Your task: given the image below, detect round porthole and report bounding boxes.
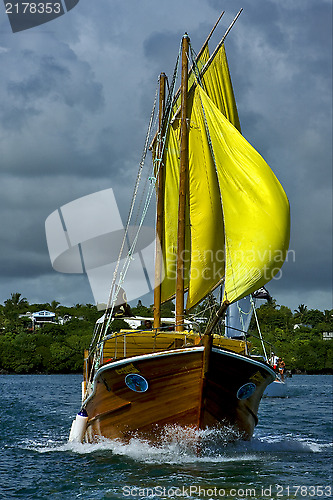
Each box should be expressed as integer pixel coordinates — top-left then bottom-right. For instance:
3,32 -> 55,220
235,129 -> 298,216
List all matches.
236,382 -> 256,400
125,373 -> 149,393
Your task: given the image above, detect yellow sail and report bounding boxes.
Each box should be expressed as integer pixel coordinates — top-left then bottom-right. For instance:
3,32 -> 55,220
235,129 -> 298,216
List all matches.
160,121 -> 185,302
186,90 -> 225,308
173,44 -> 240,129
161,43 -> 240,304
160,41 -> 290,308
185,44 -> 243,308
160,46 -> 211,303
201,44 -> 241,132
189,86 -> 290,305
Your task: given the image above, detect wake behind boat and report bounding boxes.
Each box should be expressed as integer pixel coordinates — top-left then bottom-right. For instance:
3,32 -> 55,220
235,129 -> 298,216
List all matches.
68,10 -> 290,444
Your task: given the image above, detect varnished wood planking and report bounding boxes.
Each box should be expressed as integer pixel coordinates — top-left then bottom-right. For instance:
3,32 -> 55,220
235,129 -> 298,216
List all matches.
85,349 -> 203,441
200,349 -> 274,436
84,343 -> 274,442
101,331 -> 247,362
102,332 -> 200,361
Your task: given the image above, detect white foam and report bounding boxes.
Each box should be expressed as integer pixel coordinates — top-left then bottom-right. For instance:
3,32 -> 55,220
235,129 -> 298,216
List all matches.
20,426 -> 333,463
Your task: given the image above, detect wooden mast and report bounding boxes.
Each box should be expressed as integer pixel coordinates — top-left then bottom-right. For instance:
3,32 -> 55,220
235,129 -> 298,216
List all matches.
153,73 -> 166,330
175,34 -> 190,332
195,10 -> 224,61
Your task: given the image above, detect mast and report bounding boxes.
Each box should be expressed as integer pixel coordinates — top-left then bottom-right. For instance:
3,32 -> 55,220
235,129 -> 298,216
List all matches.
153,73 -> 166,330
175,34 -> 190,331
196,10 -> 225,60
199,9 -> 243,80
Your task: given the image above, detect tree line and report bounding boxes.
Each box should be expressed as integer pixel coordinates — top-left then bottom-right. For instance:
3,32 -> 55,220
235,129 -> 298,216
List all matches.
248,302 -> 333,373
0,293 -> 332,374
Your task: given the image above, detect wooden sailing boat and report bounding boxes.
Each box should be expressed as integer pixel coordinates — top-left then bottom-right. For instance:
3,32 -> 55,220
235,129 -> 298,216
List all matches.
69,11 -> 290,444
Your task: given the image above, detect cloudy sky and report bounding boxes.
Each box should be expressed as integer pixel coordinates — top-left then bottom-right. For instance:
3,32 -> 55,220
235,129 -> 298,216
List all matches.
0,0 -> 331,312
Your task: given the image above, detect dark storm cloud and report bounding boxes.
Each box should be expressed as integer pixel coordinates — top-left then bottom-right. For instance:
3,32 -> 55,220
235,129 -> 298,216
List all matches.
0,0 -> 331,310
8,54 -> 71,102
0,37 -> 105,178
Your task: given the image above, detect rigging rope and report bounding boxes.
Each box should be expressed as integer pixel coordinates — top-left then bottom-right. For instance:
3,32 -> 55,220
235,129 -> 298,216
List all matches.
93,41 -> 183,353
87,87 -> 159,356
251,295 -> 268,362
101,88 -> 158,337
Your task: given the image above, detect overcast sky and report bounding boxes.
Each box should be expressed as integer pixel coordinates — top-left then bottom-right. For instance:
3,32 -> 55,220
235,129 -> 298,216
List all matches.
0,0 -> 332,312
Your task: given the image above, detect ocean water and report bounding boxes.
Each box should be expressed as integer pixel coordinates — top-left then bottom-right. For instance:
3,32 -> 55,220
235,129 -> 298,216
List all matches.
0,374 -> 332,500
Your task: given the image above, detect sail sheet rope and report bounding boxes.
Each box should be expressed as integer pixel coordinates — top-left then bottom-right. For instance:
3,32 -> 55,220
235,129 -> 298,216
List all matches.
87,89 -> 158,354
100,95 -> 158,341
96,42 -> 183,346
250,295 -> 268,362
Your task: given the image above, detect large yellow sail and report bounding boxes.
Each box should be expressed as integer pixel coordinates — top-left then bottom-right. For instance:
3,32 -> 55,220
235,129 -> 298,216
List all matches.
201,44 -> 241,132
160,46 -> 211,303
185,44 -> 242,308
160,41 -> 290,308
190,86 -> 290,305
161,43 -> 241,305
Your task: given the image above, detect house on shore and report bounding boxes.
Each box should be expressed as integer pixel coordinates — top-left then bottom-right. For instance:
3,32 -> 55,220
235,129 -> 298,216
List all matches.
32,310 -> 56,328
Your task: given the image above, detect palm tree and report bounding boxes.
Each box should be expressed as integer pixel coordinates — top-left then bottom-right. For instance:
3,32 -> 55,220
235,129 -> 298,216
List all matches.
295,304 -> 307,314
4,293 -> 29,311
50,300 -> 60,312
3,293 -> 29,331
323,309 -> 333,324
294,304 -> 308,322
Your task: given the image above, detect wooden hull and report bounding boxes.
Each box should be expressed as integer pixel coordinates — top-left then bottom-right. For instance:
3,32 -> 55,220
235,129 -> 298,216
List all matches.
83,346 -> 274,443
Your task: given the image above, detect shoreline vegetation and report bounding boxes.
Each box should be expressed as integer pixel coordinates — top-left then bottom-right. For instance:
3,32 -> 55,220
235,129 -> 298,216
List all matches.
0,293 -> 332,375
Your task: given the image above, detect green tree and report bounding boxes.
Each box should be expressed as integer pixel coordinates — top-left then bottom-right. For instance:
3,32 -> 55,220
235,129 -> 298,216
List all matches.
4,292 -> 29,310
294,304 -> 308,322
109,319 -> 131,332
50,300 -> 60,311
303,309 -> 325,327
2,293 -> 29,333
160,299 -> 175,318
131,300 -> 152,317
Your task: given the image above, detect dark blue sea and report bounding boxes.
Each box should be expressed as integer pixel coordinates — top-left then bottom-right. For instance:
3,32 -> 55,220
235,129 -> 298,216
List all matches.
0,374 -> 332,500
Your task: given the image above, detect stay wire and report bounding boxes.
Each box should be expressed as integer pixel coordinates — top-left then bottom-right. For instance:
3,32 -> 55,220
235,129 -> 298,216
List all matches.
100,41 -> 182,343
96,85 -> 159,346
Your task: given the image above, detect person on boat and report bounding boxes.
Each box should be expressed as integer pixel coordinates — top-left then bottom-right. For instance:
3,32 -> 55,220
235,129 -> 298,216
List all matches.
270,353 -> 279,371
144,320 -> 152,330
278,357 -> 286,381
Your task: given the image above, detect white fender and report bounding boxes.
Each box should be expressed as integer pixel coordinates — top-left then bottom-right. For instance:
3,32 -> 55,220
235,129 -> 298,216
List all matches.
68,409 -> 88,443
82,381 -> 86,402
